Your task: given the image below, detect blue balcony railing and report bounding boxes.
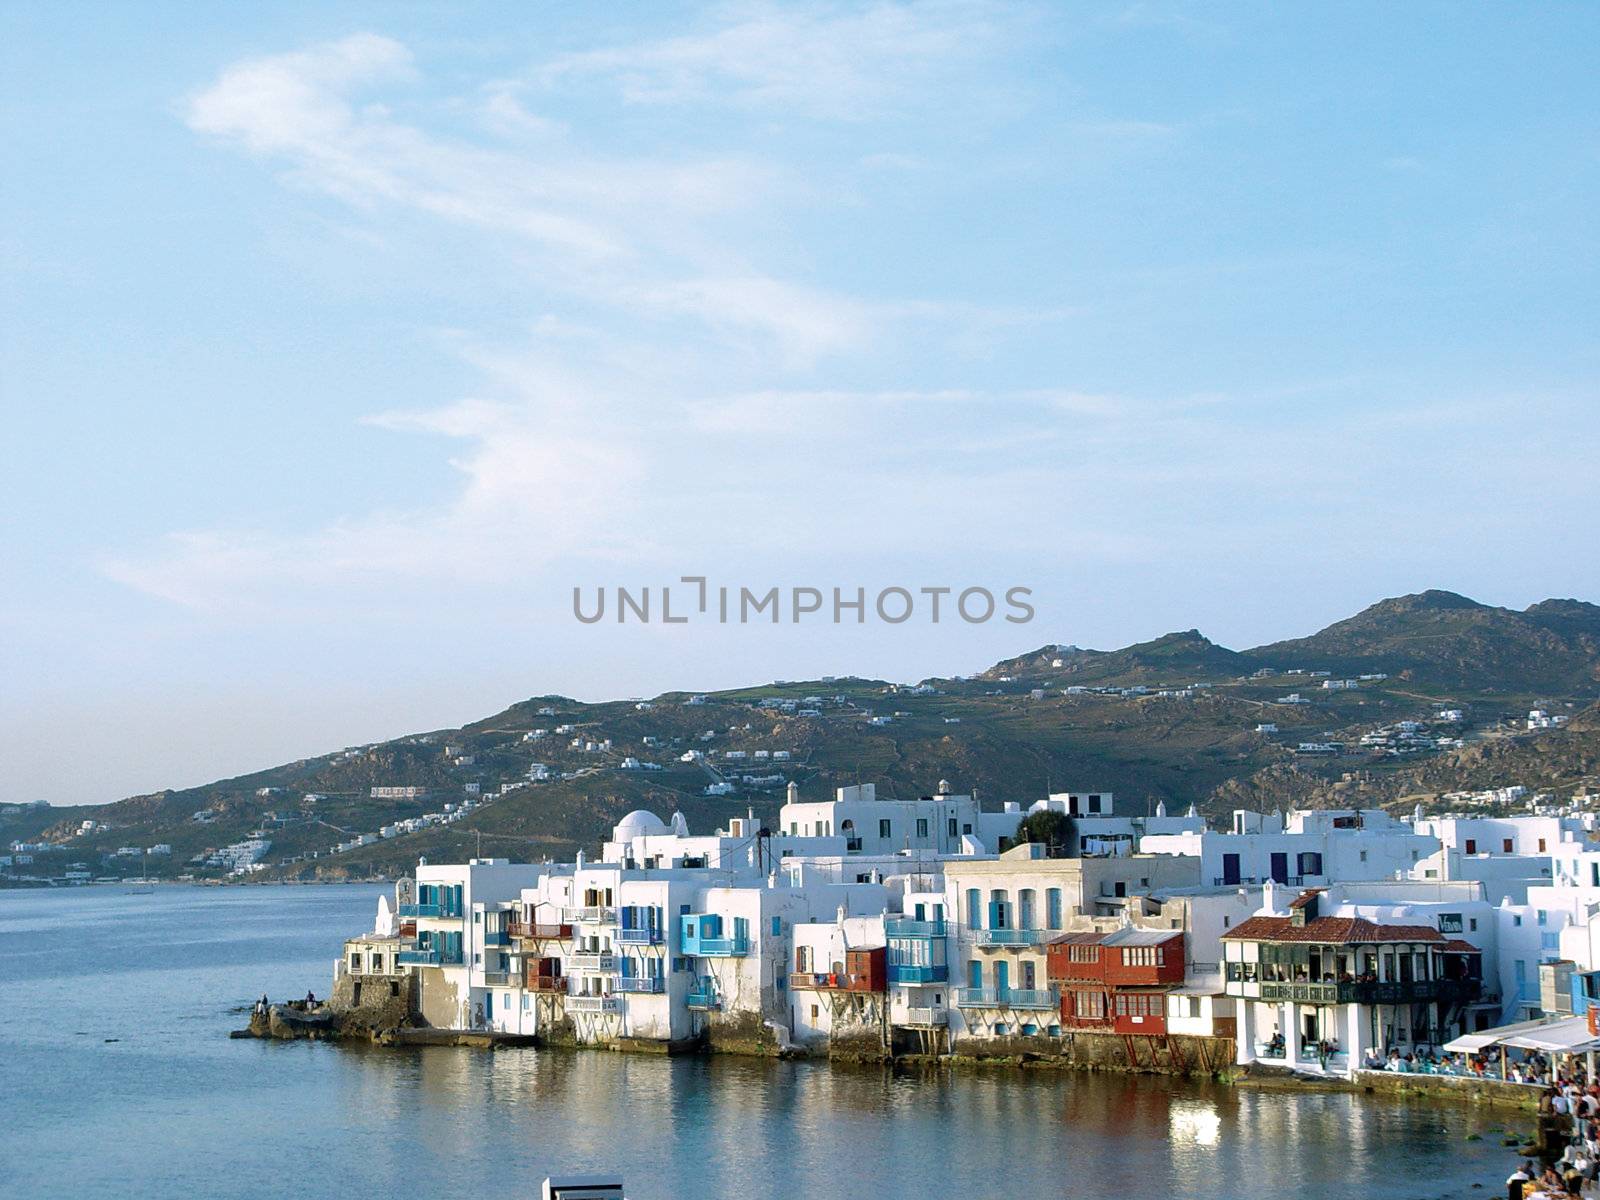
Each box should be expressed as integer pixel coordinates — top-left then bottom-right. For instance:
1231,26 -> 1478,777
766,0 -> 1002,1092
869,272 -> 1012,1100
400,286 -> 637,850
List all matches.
399,902 -> 440,918
482,930 -> 511,947
397,944 -> 464,967
686,985 -> 720,1010
687,935 -> 750,956
889,963 -> 949,985
954,987 -> 1057,1010
615,976 -> 666,994
974,928 -> 1049,948
886,917 -> 947,938
616,927 -> 666,945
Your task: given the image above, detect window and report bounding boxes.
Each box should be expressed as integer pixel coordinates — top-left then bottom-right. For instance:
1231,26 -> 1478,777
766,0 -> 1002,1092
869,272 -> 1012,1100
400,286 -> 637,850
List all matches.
1469,918 -> 1478,931
916,819 -> 929,838
1465,839 -> 1477,855
1046,888 -> 1063,930
1538,910 -> 1548,926
962,823 -> 973,835
796,946 -> 811,971
1514,915 -> 1523,927
966,888 -> 981,928
349,954 -> 360,970
1069,944 -> 1099,964
1359,850 -> 1368,863
879,819 -> 892,839
1504,839 -> 1514,854
1539,838 -> 1547,852
948,817 -> 958,837
771,917 -> 782,937
1297,852 -> 1322,877
1121,946 -> 1164,968
1074,991 -> 1105,1019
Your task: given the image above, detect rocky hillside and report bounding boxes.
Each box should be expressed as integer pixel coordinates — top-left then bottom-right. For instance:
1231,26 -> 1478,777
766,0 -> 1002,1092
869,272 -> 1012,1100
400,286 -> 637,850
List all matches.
1242,591 -> 1600,693
6,590 -> 1597,884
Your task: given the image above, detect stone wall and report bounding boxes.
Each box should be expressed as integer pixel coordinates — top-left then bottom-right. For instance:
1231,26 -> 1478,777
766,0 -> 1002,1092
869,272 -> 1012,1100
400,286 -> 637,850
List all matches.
948,1030 -> 1236,1077
329,972 -> 417,1034
1355,1069 -> 1543,1110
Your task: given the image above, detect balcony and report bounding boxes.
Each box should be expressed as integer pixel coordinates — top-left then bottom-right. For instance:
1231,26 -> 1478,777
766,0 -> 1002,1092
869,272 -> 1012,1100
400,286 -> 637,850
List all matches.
482,930 -> 511,947
397,944 -> 464,967
687,936 -> 750,957
889,963 -> 949,985
524,973 -> 567,994
897,1007 -> 947,1028
568,994 -> 622,1014
1254,978 -> 1480,1005
789,971 -> 880,992
974,928 -> 1049,949
399,902 -> 440,918
482,970 -> 512,987
886,917 -> 947,938
510,921 -> 573,941
954,987 -> 1057,1010
567,906 -> 617,925
686,985 -> 720,1010
616,927 -> 666,946
615,976 -> 666,994
567,952 -> 618,973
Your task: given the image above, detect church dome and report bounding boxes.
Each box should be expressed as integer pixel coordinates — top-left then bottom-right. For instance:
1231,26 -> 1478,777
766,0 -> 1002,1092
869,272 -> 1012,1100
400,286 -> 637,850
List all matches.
614,809 -> 668,841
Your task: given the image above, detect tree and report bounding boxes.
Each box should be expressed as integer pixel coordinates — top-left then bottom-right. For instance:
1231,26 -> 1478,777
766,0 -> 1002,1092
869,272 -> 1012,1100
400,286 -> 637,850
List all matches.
1014,809 -> 1073,854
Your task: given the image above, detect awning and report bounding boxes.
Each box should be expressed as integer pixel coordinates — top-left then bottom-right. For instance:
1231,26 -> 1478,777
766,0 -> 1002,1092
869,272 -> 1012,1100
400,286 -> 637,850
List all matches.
1442,1015 -> 1582,1055
1503,1015 -> 1600,1054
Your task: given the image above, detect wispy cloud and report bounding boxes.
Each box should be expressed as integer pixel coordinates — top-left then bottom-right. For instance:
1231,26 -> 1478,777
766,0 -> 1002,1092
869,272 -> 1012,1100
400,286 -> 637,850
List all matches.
536,1 -> 1009,120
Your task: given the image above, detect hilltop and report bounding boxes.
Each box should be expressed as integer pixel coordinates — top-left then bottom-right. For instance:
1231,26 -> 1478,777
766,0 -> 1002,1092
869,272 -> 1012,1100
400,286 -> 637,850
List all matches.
4,589 -> 1597,885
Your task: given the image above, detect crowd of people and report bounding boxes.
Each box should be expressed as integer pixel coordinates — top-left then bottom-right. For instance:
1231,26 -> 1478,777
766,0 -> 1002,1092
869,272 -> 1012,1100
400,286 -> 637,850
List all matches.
1364,1046 -> 1557,1084
1507,1079 -> 1600,1198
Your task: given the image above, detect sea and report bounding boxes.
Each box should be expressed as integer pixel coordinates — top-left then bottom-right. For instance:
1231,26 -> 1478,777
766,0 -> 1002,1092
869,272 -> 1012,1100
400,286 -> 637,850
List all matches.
0,884 -> 1512,1199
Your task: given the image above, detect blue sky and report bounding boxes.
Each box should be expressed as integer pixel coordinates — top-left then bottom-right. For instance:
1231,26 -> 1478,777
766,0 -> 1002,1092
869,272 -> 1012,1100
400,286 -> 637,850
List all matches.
3,2 -> 1597,805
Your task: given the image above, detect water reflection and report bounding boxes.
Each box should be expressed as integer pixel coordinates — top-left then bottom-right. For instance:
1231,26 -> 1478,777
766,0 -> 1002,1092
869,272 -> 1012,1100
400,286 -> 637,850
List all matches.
2,886 -> 1507,1200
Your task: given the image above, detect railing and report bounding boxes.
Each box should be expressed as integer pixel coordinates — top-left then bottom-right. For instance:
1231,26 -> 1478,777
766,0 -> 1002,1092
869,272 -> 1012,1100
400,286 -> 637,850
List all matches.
397,945 -> 464,967
567,952 -> 618,972
1256,1043 -> 1287,1059
1211,876 -> 1304,888
886,918 -> 948,938
686,986 -> 719,1010
688,936 -> 750,956
481,970 -> 511,987
482,930 -> 511,947
616,927 -> 666,945
566,906 -> 617,925
889,964 -> 949,985
789,971 -> 880,992
1255,978 -> 1481,1005
974,928 -> 1050,948
898,1007 -> 946,1028
615,976 -> 666,994
510,922 -> 573,941
524,974 -> 567,994
399,902 -> 440,918
954,987 -> 1057,1010
568,994 -> 622,1014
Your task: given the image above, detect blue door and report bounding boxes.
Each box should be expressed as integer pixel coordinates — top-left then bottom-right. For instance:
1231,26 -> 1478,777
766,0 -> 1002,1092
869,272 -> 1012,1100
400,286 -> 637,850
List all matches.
968,961 -> 983,991
996,960 -> 1010,999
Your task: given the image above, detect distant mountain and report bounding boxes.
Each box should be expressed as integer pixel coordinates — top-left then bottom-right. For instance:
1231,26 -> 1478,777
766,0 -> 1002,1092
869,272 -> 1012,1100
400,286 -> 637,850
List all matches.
7,588 -> 1598,885
986,631 -> 1248,686
1241,590 -> 1600,693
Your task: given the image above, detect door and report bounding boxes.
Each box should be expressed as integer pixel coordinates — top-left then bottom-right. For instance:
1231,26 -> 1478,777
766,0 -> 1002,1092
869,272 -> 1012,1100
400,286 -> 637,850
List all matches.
968,960 -> 983,993
1270,853 -> 1289,885
1222,854 -> 1241,885
996,960 -> 1010,1000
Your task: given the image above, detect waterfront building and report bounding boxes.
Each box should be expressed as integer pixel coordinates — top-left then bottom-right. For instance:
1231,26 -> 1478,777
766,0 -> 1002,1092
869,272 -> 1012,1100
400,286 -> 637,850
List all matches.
942,845 -> 1201,1043
1224,885 -> 1487,1076
1047,927 -> 1186,1036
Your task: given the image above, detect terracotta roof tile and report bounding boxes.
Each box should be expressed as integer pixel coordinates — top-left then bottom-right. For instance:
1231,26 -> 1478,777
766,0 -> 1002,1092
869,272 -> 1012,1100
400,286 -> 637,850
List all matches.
1221,915 -> 1449,944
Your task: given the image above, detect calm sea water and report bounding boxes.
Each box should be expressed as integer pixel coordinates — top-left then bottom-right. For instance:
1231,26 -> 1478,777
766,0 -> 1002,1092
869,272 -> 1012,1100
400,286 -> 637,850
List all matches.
1,884 -> 1511,1200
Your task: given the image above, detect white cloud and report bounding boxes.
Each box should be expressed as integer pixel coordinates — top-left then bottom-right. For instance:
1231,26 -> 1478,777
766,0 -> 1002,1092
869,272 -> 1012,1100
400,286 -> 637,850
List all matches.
537,1 -> 1005,120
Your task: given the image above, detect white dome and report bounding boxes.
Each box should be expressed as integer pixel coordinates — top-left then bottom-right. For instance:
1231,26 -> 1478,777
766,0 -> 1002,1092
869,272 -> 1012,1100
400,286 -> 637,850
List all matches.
614,809 -> 668,841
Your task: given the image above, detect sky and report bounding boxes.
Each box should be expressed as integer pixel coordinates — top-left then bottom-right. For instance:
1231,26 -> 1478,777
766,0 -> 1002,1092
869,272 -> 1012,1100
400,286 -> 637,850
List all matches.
2,2 -> 1597,806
